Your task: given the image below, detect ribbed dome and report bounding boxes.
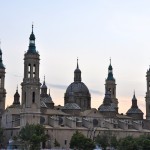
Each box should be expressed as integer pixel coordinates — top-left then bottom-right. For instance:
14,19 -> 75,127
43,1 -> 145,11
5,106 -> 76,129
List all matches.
66,82 -> 90,94
126,108 -> 143,114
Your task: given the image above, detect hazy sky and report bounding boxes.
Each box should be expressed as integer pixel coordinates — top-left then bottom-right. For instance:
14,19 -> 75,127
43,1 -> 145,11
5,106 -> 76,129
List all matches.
0,0 -> 150,116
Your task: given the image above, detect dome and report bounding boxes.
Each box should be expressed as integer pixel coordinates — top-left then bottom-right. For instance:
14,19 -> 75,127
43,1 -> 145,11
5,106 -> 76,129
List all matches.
74,68 -> 81,73
65,82 -> 90,95
98,104 -> 116,112
126,108 -> 143,114
40,95 -> 53,104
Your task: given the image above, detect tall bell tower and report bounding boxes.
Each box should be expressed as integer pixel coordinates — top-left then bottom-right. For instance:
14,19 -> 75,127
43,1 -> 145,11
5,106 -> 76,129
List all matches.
0,46 -> 6,124
145,67 -> 150,120
20,25 -> 41,126
105,59 -> 118,113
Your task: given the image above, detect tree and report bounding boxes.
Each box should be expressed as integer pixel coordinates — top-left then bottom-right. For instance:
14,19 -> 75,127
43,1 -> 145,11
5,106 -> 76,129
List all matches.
118,136 -> 138,150
95,134 -> 109,150
110,136 -> 118,149
70,130 -> 95,150
18,123 -> 49,150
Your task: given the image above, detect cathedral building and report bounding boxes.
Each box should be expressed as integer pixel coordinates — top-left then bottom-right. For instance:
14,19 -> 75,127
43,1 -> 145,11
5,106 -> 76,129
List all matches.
1,26 -> 150,148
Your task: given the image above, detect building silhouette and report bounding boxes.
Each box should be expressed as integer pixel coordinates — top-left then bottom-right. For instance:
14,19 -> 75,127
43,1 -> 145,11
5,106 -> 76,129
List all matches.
0,26 -> 150,148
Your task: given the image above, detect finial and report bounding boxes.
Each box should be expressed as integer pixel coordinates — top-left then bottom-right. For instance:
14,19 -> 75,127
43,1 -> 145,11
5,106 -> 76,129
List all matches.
0,40 -> 1,49
43,75 -> 45,84
77,57 -> 79,69
16,85 -> 18,92
32,22 -> 34,33
110,57 -> 111,65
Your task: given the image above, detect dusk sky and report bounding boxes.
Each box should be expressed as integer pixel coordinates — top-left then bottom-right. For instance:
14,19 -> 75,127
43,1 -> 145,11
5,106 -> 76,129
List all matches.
0,0 -> 150,116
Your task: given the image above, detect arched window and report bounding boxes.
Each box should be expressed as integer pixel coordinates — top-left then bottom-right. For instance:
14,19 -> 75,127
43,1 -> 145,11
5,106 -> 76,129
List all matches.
28,64 -> 31,78
32,92 -> 35,103
33,64 -> 36,78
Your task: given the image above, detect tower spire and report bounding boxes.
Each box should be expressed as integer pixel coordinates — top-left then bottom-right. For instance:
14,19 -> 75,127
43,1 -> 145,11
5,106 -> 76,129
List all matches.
107,58 -> 115,81
27,24 -> 36,54
32,23 -> 34,34
77,57 -> 79,69
74,58 -> 81,82
44,75 -> 45,85
132,90 -> 138,108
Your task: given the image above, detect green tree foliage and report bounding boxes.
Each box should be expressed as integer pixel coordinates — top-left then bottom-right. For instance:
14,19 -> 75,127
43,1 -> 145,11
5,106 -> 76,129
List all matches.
95,134 -> 108,149
70,130 -> 95,150
110,136 -> 118,149
118,136 -> 138,150
18,123 -> 49,150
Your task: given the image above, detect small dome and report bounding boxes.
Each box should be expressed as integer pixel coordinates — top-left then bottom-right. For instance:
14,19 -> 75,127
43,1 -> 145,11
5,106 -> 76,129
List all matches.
66,82 -> 90,95
41,83 -> 47,89
126,108 -> 143,114
74,68 -> 81,73
98,104 -> 116,112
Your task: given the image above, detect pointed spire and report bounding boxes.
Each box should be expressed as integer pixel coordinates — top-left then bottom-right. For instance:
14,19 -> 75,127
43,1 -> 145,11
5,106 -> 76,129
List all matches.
77,57 -> 79,69
107,58 -> 115,81
74,58 -> 81,82
16,85 -> 18,92
131,91 -> 138,108
13,85 -> 20,105
32,23 -> 34,34
43,75 -> 46,85
27,24 -> 36,54
41,75 -> 47,95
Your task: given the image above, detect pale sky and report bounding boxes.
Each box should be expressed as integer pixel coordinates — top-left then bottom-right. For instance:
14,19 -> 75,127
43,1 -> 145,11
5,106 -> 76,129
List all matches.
0,0 -> 150,117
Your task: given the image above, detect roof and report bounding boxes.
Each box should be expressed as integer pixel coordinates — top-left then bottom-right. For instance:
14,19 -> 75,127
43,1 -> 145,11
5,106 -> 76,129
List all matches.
126,108 -> 143,114
80,108 -> 103,118
99,104 -> 116,112
5,107 -> 21,114
116,114 -> 132,119
45,109 -> 69,116
65,82 -> 90,95
62,103 -> 81,110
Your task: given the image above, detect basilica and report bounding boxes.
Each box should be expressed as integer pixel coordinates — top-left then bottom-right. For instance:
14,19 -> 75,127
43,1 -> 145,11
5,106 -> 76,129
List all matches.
0,26 -> 150,148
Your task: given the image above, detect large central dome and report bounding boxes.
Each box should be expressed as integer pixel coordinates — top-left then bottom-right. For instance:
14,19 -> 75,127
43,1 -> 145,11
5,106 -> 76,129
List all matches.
64,59 -> 91,111
66,82 -> 90,94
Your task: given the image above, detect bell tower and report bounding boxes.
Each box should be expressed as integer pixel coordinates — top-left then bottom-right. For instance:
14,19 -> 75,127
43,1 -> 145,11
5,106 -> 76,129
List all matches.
21,25 -> 41,126
0,45 -> 6,122
145,67 -> 150,120
105,59 -> 118,113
